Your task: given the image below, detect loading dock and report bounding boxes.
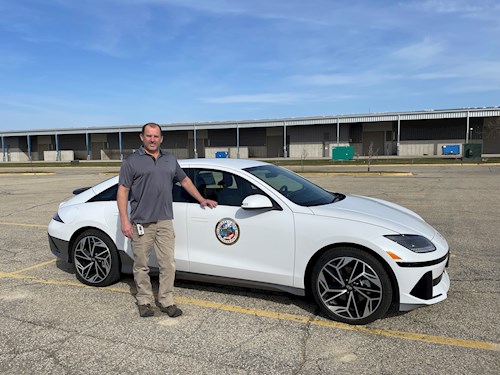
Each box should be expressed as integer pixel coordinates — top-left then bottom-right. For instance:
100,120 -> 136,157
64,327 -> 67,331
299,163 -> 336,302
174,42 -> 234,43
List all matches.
1,107 -> 499,161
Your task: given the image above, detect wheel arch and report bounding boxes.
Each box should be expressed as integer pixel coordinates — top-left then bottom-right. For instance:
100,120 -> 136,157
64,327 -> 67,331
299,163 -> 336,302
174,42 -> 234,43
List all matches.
303,242 -> 400,305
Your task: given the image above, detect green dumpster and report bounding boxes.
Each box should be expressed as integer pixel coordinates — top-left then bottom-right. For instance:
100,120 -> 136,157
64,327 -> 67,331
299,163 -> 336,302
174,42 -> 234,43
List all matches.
463,144 -> 482,160
332,146 -> 354,161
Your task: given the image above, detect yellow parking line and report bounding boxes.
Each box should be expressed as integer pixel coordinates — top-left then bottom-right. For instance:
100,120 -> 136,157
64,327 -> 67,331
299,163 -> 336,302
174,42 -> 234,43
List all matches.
174,296 -> 499,352
10,258 -> 57,275
0,268 -> 498,352
0,172 -> 55,176
0,271 -> 86,286
0,221 -> 47,229
316,321 -> 499,352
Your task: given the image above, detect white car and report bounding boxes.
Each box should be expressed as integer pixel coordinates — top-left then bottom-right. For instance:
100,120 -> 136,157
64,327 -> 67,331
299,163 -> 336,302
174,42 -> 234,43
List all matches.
48,158 -> 450,324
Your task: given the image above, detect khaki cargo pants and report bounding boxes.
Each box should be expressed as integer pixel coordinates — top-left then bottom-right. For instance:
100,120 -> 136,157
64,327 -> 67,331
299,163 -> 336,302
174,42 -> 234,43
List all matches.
132,220 -> 176,307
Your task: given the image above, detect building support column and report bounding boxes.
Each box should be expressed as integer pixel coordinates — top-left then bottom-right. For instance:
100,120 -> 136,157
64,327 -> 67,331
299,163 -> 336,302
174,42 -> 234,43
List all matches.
397,115 -> 401,156
336,118 -> 340,146
236,123 -> 240,159
86,132 -> 91,160
194,126 -> 198,158
55,132 -> 60,161
119,130 -> 123,160
283,121 -> 288,158
465,110 -> 470,144
1,136 -> 5,162
27,134 -> 32,161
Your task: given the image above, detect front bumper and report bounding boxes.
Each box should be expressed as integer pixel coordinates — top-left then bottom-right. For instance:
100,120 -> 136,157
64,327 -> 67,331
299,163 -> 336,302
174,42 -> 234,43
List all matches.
399,269 -> 450,311
48,234 -> 70,262
372,233 -> 450,311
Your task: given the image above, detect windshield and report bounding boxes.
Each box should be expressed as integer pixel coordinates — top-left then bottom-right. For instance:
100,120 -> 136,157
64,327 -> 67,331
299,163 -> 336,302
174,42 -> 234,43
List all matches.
245,164 -> 340,206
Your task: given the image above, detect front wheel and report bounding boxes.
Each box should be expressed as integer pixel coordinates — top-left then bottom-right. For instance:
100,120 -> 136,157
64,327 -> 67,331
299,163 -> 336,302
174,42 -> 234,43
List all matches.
310,247 -> 392,325
71,229 -> 120,287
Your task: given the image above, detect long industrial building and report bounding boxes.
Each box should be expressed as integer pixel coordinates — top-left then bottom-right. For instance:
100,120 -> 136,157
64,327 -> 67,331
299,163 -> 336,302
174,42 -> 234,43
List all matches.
1,107 -> 499,162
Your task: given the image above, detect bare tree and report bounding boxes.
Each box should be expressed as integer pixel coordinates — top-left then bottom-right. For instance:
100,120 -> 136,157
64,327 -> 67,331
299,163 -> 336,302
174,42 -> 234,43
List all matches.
300,148 -> 308,172
479,117 -> 500,140
367,142 -> 379,172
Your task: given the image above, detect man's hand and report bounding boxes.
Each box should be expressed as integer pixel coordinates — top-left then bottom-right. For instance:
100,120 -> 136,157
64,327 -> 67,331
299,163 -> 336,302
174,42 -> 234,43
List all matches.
181,176 -> 218,208
121,220 -> 134,239
200,199 -> 218,208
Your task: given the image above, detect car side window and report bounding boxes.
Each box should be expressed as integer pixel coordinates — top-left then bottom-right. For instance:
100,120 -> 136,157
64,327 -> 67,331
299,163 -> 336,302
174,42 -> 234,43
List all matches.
88,184 -> 119,202
88,182 -> 193,203
173,181 -> 194,203
194,170 -> 220,201
88,183 -> 135,202
192,169 -> 265,207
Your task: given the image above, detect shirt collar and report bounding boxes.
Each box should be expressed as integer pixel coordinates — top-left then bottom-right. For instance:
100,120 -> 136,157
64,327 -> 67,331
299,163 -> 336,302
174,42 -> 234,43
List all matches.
138,145 -> 164,158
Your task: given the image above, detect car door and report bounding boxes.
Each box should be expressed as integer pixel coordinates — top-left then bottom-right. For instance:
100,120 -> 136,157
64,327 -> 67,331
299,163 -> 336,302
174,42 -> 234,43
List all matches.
186,168 -> 295,286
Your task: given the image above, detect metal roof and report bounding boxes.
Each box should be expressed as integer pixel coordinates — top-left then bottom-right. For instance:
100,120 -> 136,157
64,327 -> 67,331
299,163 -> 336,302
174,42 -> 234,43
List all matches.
1,107 -> 499,137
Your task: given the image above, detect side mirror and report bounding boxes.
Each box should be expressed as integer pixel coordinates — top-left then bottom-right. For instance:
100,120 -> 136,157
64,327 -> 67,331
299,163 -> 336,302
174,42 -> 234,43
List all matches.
241,194 -> 273,209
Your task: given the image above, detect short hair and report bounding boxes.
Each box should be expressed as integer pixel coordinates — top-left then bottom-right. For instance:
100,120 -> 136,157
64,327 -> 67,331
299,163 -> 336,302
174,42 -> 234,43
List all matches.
141,122 -> 162,135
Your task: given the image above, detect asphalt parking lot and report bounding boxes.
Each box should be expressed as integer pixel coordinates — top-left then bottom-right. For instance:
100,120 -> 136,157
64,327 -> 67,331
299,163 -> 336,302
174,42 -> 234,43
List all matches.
0,163 -> 499,374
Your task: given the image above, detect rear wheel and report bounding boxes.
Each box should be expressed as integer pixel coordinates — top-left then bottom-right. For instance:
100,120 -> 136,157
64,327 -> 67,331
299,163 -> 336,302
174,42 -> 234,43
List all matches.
310,247 -> 392,325
72,229 -> 120,287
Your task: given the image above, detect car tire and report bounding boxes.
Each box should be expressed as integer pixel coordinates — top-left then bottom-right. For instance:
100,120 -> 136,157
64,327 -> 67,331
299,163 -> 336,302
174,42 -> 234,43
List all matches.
310,247 -> 392,325
71,229 -> 120,287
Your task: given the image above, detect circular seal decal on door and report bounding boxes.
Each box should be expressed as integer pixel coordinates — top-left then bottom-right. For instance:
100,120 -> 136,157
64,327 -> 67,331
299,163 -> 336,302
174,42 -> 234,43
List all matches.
215,218 -> 240,245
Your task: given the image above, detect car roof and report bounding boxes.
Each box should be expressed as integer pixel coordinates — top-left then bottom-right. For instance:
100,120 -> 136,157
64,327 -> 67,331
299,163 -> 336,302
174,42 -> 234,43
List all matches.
178,158 -> 269,170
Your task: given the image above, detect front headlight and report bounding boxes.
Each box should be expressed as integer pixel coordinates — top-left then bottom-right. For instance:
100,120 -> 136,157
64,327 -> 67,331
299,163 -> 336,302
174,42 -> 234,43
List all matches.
384,234 -> 436,253
52,212 -> 64,223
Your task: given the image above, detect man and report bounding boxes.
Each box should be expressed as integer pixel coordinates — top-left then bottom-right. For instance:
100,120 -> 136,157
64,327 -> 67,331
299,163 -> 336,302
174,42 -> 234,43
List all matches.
117,122 -> 217,318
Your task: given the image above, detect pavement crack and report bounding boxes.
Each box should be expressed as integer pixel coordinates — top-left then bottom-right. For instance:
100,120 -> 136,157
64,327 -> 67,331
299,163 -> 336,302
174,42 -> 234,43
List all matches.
292,312 -> 316,375
1,313 -> 249,373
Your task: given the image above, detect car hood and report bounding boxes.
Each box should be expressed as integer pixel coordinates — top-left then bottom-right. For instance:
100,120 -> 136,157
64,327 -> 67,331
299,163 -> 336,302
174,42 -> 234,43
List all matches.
309,194 -> 436,239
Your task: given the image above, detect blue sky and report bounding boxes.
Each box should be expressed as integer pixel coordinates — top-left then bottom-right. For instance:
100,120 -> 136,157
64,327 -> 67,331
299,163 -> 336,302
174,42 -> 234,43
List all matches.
0,0 -> 499,132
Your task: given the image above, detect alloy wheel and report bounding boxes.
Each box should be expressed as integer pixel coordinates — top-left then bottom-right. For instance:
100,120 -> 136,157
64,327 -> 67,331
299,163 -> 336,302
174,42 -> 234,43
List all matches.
317,256 -> 383,321
74,235 -> 112,284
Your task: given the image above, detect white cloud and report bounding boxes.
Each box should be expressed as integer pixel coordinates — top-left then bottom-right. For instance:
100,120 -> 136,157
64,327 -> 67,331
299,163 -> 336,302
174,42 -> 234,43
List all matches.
404,0 -> 500,23
413,71 -> 459,80
391,37 -> 444,67
444,83 -> 500,94
122,0 -> 335,23
202,93 -> 304,104
291,74 -> 357,86
406,0 -> 483,13
290,72 -> 401,87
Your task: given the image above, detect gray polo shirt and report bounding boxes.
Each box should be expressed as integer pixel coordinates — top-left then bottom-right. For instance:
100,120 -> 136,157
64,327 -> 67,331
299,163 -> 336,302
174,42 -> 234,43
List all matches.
118,147 -> 187,223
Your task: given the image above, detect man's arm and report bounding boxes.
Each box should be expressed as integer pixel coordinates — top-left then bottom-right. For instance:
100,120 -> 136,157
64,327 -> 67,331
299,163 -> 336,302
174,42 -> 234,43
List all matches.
180,176 -> 218,208
117,184 -> 134,238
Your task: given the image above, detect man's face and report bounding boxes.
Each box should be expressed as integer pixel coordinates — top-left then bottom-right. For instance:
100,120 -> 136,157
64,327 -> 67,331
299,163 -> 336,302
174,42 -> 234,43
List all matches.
140,125 -> 163,154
